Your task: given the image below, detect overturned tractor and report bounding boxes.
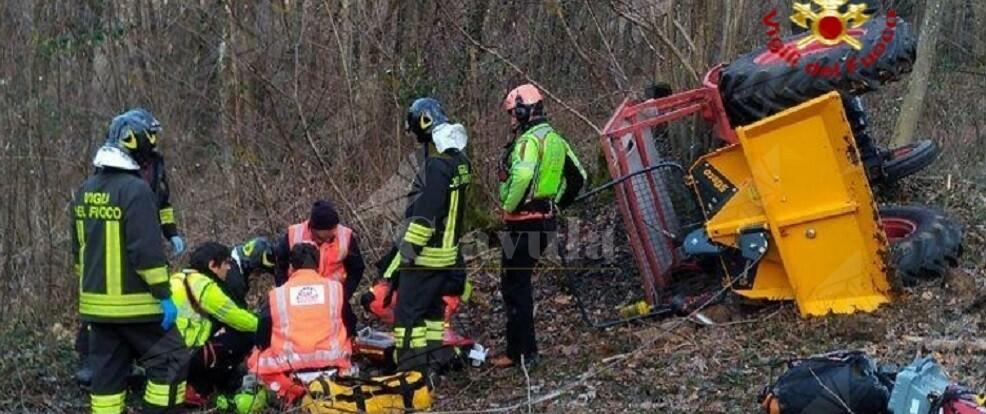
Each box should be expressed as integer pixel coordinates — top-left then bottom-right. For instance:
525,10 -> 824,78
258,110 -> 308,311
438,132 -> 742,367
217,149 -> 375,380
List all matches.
588,14 -> 961,319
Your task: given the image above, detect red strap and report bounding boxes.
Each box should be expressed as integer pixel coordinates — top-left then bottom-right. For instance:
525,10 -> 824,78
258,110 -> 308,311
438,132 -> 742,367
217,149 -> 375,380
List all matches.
183,277 -> 207,316
503,211 -> 553,222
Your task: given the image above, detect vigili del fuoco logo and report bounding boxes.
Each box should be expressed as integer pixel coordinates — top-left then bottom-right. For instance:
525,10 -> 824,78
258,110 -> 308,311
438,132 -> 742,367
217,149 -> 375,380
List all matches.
761,0 -> 898,78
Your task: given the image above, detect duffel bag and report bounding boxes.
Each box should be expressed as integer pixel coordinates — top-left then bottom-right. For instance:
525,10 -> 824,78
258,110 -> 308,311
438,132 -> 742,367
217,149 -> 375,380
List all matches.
300,371 -> 432,414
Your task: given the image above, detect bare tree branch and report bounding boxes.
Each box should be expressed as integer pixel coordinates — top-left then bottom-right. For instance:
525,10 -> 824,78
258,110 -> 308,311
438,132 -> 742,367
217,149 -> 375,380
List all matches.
611,0 -> 700,83
441,8 -> 602,135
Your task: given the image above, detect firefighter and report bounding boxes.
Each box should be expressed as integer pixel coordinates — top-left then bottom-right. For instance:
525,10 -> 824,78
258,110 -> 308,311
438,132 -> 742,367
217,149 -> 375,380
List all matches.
72,110 -> 189,413
127,108 -> 186,255
226,236 -> 276,307
272,200 -> 365,338
249,242 -> 352,404
493,84 -> 586,368
75,107 -> 185,385
383,97 -> 471,374
169,242 -> 259,404
365,246 -> 471,329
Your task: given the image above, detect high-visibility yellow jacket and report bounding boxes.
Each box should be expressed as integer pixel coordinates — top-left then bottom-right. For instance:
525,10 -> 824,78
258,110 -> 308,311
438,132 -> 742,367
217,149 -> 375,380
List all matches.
170,270 -> 258,347
499,121 -> 586,216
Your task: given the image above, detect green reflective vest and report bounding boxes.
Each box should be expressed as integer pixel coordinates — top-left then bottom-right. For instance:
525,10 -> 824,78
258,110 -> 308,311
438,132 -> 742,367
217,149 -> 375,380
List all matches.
170,270 -> 258,347
500,123 -> 586,213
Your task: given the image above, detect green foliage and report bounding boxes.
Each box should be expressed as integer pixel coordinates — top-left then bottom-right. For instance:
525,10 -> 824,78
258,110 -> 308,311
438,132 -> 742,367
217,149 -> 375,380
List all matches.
463,180 -> 498,232
35,24 -> 126,59
590,149 -> 615,205
392,55 -> 442,106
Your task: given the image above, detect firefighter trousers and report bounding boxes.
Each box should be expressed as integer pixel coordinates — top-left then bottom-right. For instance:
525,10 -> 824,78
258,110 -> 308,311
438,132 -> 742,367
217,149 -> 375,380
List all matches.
89,322 -> 189,414
393,267 -> 455,372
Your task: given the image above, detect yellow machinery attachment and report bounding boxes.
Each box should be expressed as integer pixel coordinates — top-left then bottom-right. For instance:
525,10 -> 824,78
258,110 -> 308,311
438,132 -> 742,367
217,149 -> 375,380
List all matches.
690,92 -> 891,317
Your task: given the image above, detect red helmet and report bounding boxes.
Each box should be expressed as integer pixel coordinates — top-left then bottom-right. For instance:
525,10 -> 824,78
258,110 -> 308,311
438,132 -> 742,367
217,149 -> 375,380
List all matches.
503,84 -> 544,124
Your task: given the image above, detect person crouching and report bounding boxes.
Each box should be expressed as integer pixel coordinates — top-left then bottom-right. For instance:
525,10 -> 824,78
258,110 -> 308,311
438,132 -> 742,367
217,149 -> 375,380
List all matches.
248,242 -> 352,404
170,242 -> 259,404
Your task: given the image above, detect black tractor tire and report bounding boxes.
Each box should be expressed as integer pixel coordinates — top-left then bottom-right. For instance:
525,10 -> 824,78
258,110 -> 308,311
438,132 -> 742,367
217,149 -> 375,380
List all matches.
881,140 -> 940,184
719,16 -> 916,126
879,205 -> 963,286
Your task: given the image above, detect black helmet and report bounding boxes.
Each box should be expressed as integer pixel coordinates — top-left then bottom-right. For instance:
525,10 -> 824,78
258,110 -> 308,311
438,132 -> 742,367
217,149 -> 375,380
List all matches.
235,237 -> 275,274
92,108 -> 162,170
405,97 -> 448,143
128,107 -> 162,135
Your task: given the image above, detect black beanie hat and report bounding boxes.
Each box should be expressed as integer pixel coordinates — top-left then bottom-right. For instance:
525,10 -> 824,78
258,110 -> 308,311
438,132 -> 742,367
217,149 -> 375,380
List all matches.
309,200 -> 340,230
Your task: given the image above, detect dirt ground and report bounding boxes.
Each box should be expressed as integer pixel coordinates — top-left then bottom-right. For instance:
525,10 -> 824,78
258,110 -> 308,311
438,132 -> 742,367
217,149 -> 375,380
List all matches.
430,178 -> 986,413
1,175 -> 982,414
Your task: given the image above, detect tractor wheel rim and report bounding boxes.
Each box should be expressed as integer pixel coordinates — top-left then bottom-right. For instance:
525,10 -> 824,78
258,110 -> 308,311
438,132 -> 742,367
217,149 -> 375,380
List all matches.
881,217 -> 917,241
891,144 -> 916,158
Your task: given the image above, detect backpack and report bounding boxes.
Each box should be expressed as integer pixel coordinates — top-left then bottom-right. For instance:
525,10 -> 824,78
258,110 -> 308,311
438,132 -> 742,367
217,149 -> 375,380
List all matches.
760,351 -> 892,414
524,124 -> 585,209
890,357 -> 986,414
556,148 -> 586,209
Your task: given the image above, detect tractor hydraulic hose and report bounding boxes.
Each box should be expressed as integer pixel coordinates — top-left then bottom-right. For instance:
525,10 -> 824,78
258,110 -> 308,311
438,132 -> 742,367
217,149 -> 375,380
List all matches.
573,161 -> 685,203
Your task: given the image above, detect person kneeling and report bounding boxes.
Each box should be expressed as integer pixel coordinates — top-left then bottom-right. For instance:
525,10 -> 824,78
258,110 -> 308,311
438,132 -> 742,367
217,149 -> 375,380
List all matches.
170,242 -> 260,404
249,242 -> 352,404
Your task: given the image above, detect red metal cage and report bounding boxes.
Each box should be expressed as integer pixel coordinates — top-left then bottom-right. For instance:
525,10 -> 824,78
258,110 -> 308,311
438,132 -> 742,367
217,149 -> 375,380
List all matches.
598,67 -> 735,304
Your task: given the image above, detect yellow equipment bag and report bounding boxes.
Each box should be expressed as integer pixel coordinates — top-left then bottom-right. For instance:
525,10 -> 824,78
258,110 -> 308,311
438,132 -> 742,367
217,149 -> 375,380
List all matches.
300,371 -> 432,414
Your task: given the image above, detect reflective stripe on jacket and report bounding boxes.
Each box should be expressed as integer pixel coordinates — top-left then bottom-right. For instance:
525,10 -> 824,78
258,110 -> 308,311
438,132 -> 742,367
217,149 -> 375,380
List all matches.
396,145 -> 471,269
287,221 -> 352,283
249,269 -> 351,374
72,171 -> 170,323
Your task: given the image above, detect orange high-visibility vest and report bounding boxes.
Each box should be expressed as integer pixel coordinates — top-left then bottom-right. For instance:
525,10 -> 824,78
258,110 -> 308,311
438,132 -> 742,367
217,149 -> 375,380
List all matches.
287,221 -> 353,283
249,269 -> 351,374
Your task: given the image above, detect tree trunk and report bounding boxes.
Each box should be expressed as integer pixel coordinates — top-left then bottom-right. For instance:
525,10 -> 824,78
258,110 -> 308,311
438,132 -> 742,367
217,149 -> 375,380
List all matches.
974,0 -> 986,59
893,0 -> 949,147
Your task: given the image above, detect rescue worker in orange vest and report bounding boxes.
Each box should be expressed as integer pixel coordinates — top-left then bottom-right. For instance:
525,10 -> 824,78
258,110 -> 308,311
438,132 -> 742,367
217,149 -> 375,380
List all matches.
249,242 -> 352,404
492,84 -> 586,369
384,97 -> 471,375
272,200 -> 364,338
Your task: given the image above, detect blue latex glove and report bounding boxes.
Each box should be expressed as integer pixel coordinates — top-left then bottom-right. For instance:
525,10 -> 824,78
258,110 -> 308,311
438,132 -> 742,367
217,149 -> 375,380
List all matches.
170,235 -> 186,256
159,298 -> 178,330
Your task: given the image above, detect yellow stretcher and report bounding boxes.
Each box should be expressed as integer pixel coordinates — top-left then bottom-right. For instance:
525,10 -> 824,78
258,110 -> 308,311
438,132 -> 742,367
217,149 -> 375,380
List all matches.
690,92 -> 891,317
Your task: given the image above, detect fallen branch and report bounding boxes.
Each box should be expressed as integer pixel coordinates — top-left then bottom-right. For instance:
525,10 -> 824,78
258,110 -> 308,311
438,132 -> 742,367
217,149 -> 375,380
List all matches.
903,336 -> 986,353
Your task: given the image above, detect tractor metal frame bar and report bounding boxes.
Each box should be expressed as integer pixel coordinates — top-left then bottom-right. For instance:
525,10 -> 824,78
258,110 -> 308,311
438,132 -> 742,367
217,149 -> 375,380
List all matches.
598,66 -> 737,301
